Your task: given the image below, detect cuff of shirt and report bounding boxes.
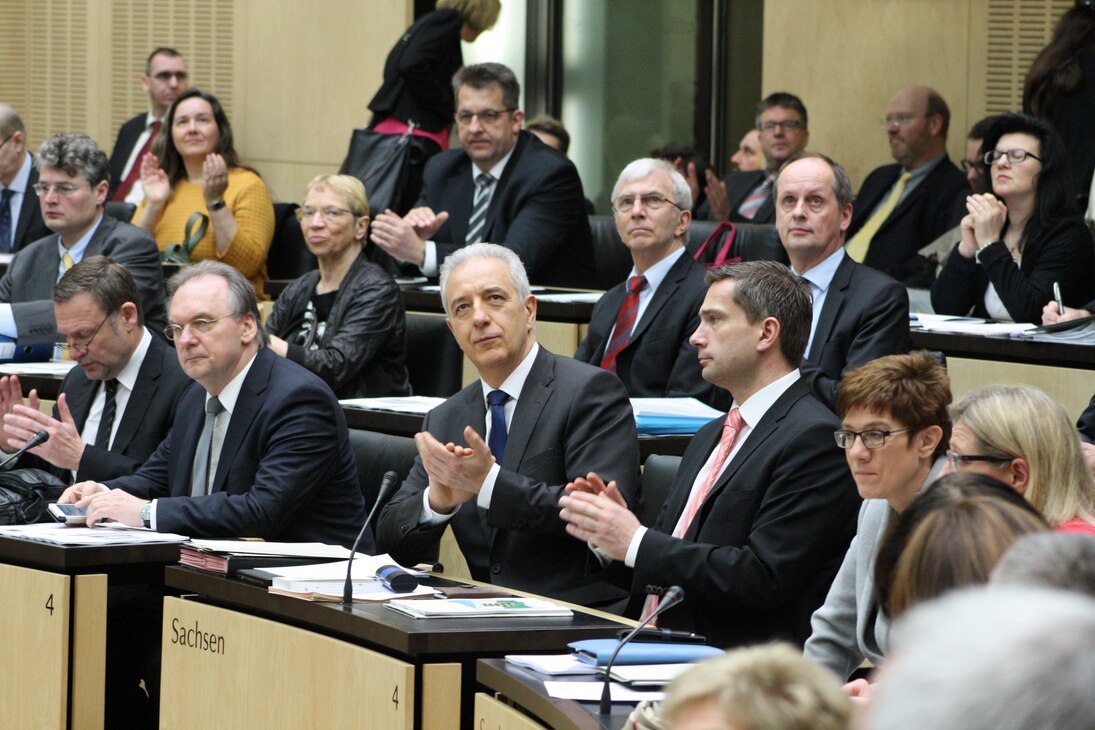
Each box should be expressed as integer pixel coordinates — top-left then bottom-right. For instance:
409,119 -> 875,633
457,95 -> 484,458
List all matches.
476,463 -> 501,510
420,241 -> 439,277
148,498 -> 157,531
0,304 -> 17,338
624,525 -> 648,568
419,486 -> 459,525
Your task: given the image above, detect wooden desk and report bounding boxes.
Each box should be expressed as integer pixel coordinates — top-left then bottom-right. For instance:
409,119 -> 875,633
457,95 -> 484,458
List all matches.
161,567 -> 628,730
476,658 -> 633,730
0,537 -> 181,730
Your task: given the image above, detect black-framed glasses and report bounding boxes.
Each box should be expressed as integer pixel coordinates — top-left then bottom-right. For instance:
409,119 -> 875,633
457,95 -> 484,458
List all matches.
296,206 -> 355,224
758,120 -> 804,133
945,450 -> 1012,472
834,428 -> 912,450
454,108 -> 514,127
151,70 -> 188,82
58,313 -> 111,354
612,193 -> 684,214
163,315 -> 234,341
984,149 -> 1042,166
960,159 -> 985,173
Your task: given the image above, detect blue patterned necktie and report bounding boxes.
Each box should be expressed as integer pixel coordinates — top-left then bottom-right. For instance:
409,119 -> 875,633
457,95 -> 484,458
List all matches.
487,389 -> 509,462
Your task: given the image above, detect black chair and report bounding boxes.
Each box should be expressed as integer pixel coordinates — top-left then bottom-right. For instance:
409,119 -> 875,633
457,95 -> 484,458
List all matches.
588,215 -> 631,289
104,201 -> 136,223
692,222 -> 788,266
685,218 -> 720,255
405,312 -> 463,397
266,202 -> 318,280
640,454 -> 682,528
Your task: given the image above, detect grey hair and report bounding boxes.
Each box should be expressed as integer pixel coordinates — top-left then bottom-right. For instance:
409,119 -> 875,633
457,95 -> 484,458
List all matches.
610,158 -> 693,211
774,151 -> 854,209
990,531 -> 1095,599
0,104 -> 25,138
439,243 -> 531,317
166,260 -> 266,346
867,586 -> 1095,730
35,134 -> 111,188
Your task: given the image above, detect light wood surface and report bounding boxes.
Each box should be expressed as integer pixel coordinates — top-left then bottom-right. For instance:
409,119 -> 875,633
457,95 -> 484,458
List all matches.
475,692 -> 548,730
946,357 -> 1093,422
422,663 -> 463,730
71,574 -> 108,730
159,597 -> 415,729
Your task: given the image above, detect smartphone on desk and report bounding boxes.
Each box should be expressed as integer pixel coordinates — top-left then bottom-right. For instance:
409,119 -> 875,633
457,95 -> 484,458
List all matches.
48,502 -> 88,526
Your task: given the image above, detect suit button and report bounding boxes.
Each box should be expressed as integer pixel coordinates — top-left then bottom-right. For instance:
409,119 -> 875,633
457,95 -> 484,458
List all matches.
491,563 -> 502,574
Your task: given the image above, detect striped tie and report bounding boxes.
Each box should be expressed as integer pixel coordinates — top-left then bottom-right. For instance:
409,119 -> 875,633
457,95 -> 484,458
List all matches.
737,173 -> 773,220
466,173 -> 495,244
600,275 -> 647,372
846,171 -> 912,262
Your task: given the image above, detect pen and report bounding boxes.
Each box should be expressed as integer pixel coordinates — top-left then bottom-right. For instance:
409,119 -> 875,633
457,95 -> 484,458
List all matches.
1053,282 -> 1064,316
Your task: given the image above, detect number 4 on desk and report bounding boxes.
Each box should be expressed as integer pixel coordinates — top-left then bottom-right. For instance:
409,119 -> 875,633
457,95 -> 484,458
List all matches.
45,593 -> 54,615
392,685 -> 398,708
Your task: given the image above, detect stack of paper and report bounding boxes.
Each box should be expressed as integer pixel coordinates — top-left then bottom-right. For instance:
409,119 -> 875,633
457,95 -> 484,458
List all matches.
505,654 -> 600,676
630,398 -> 723,435
261,554 -> 432,602
0,522 -> 188,545
386,596 -> 572,618
179,540 -> 352,575
339,396 -> 445,413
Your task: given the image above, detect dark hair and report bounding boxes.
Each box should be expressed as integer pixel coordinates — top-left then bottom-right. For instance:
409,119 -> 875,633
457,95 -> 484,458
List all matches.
526,115 -> 570,154
159,88 -> 242,187
756,92 -> 808,130
981,113 -> 1078,253
705,260 -> 812,365
875,472 -> 1049,617
1024,4 -> 1095,116
53,255 -> 145,326
649,143 -> 711,196
967,114 -> 1000,142
452,63 -> 520,111
35,133 -> 111,188
145,47 -> 183,75
924,89 -> 951,138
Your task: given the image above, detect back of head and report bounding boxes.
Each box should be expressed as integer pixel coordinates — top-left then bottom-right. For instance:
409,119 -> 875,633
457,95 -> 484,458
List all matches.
837,352 -> 951,459
661,643 -> 852,730
436,0 -> 502,33
54,255 -> 145,326
526,114 -> 570,154
991,531 -> 1095,599
0,103 -> 25,139
167,260 -> 266,346
874,472 -> 1049,617
867,586 -> 1095,730
36,133 -> 110,188
452,62 -> 520,110
1024,2 -> 1095,115
949,384 -> 1095,525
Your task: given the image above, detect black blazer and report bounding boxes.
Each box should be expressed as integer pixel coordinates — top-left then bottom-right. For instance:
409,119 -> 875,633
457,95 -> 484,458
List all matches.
106,348 -> 368,548
574,252 -> 720,407
846,157 -> 969,287
418,131 -> 597,288
377,347 -> 641,606
718,170 -> 775,224
11,164 -> 50,253
108,113 -> 146,199
801,254 -> 911,411
632,378 -> 860,648
367,9 -> 463,133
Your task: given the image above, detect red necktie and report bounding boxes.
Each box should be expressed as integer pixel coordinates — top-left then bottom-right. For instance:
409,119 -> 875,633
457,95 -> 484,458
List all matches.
600,275 -> 647,372
737,173 -> 773,220
112,120 -> 161,202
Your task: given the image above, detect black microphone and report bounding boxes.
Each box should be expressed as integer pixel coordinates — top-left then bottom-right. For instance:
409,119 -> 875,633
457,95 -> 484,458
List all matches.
376,564 -> 419,592
599,585 -> 685,715
342,470 -> 400,606
0,430 -> 49,469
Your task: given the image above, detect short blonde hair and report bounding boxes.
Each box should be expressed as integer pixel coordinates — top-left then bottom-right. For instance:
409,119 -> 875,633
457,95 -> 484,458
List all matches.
949,385 -> 1095,526
436,0 -> 501,33
305,174 -> 369,218
660,643 -> 853,730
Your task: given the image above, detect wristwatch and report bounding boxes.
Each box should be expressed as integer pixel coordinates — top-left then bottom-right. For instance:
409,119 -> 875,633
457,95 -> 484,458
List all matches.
208,199 -> 227,212
140,502 -> 152,528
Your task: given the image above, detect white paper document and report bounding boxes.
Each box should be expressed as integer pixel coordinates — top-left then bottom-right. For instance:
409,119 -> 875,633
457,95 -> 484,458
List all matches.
630,397 -> 724,419
0,522 -> 188,545
0,361 -> 77,376
339,396 -> 446,414
535,292 -> 604,303
505,654 -> 600,676
258,554 -> 422,581
184,540 -> 352,559
910,313 -> 1034,336
544,681 -> 665,702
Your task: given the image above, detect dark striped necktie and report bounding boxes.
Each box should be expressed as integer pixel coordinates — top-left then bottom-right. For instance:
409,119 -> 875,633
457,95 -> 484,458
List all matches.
465,173 -> 495,244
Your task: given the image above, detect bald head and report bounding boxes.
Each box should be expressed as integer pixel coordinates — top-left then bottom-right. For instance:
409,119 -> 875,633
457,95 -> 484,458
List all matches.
0,103 -> 28,186
885,85 -> 950,169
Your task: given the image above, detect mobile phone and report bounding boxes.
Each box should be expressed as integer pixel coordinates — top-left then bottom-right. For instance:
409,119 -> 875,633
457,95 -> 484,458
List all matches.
48,503 -> 87,525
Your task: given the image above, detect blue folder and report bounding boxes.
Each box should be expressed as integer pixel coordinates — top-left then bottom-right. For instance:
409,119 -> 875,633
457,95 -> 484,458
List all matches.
568,639 -> 724,666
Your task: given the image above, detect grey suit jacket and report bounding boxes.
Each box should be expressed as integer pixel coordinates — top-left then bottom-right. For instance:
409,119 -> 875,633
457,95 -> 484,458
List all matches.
0,213 -> 167,342
376,347 -> 641,606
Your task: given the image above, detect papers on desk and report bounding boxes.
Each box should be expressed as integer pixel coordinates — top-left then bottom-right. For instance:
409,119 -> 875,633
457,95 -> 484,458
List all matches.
386,596 -> 573,618
1016,319 -> 1095,345
179,540 -> 352,574
339,396 -> 445,414
544,681 -> 665,703
0,522 -> 188,545
631,397 -> 723,435
569,639 -> 724,666
505,654 -> 601,676
0,361 -> 76,376
910,313 -> 1034,336
261,553 -> 433,602
608,664 -> 693,687
534,291 -> 604,304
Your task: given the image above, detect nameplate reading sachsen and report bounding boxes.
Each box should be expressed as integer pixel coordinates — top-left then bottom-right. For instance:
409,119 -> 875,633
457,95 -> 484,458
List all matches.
170,618 -> 226,655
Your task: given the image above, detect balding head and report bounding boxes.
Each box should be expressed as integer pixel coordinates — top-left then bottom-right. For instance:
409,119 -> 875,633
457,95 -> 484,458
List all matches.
0,104 -> 27,186
885,85 -> 950,169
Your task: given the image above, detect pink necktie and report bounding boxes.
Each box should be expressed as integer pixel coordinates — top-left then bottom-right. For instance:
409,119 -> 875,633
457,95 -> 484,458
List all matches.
737,174 -> 773,220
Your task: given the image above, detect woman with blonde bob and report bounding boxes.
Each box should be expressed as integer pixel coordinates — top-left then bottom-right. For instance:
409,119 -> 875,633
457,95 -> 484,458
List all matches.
945,384 -> 1095,534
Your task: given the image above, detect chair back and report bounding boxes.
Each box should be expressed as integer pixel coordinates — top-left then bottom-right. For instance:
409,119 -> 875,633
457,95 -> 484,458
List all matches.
267,202 -> 318,280
405,312 -> 463,397
641,454 -> 682,527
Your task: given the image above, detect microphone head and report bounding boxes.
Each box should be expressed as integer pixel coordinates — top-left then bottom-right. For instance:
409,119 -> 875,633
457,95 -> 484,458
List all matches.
381,470 -> 400,487
29,430 -> 49,447
663,585 -> 684,605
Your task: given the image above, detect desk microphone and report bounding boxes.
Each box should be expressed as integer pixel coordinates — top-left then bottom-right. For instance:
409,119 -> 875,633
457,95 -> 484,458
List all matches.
599,585 -> 684,715
0,430 -> 49,469
342,470 -> 400,607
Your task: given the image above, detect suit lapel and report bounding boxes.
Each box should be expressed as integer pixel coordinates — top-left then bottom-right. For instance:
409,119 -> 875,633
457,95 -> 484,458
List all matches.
807,255 -> 853,362
84,215 -> 115,256
13,166 -> 40,247
210,350 -> 271,492
448,161 -> 476,244
66,376 -> 99,437
110,333 -> 162,454
591,286 -> 627,358
483,133 -> 529,241
628,252 -> 687,343
501,347 -> 553,471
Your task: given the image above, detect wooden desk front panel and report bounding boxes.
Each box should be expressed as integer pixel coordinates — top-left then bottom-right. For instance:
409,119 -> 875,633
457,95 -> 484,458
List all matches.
475,693 -> 548,730
159,598 -> 415,729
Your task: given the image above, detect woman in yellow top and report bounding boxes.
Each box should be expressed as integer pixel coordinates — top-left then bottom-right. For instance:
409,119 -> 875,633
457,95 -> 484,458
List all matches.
133,88 -> 275,296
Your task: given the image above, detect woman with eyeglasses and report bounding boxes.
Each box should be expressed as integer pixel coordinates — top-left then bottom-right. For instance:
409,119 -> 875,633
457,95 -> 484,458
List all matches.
931,113 -> 1094,323
132,88 -> 275,298
945,384 -> 1095,536
264,175 -> 410,399
803,353 -> 950,686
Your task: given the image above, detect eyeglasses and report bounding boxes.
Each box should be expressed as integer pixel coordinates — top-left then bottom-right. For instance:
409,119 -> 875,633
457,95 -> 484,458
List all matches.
960,159 -> 985,173
945,450 -> 1012,472
833,428 -> 912,450
455,108 -> 514,127
58,314 -> 111,354
33,182 -> 85,197
163,314 -> 234,341
758,120 -> 804,133
296,206 -> 355,224
151,70 -> 188,82
881,114 -> 931,129
612,193 -> 684,214
984,149 -> 1042,166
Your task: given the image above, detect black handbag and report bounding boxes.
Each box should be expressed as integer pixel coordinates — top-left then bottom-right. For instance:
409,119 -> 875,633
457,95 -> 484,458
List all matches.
0,468 -> 68,525
339,124 -> 417,216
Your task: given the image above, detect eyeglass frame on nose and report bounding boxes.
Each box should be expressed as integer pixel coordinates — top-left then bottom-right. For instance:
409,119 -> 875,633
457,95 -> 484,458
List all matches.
758,120 -> 804,133
454,108 -> 514,127
57,313 -> 111,354
151,70 -> 188,82
880,113 -> 932,129
163,314 -> 234,341
612,193 -> 684,214
833,428 -> 912,450
984,149 -> 1042,166
33,181 -> 87,198
945,450 -> 1012,472
295,206 -> 355,224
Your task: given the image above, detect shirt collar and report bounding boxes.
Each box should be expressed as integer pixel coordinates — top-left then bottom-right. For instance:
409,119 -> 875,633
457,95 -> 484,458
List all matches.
208,350 -> 259,415
905,153 -> 944,179
57,213 -> 104,256
732,369 -> 801,429
793,246 -> 845,293
475,143 -> 517,182
479,342 -> 540,404
5,153 -> 32,193
630,246 -> 685,292
113,328 -> 153,393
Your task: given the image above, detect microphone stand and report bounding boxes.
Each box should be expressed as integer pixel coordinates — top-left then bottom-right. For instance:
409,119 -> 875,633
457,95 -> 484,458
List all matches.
599,586 -> 684,715
342,470 -> 399,607
0,430 -> 49,469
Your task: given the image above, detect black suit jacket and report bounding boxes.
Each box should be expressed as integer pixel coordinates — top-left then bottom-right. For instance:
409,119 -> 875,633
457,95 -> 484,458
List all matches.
0,214 -> 167,342
801,254 -> 911,410
419,131 -> 596,288
376,347 -> 641,606
847,157 -> 969,287
11,164 -> 50,253
717,170 -> 775,224
574,252 -> 719,407
106,348 -> 368,548
108,113 -> 146,199
632,378 -> 860,648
